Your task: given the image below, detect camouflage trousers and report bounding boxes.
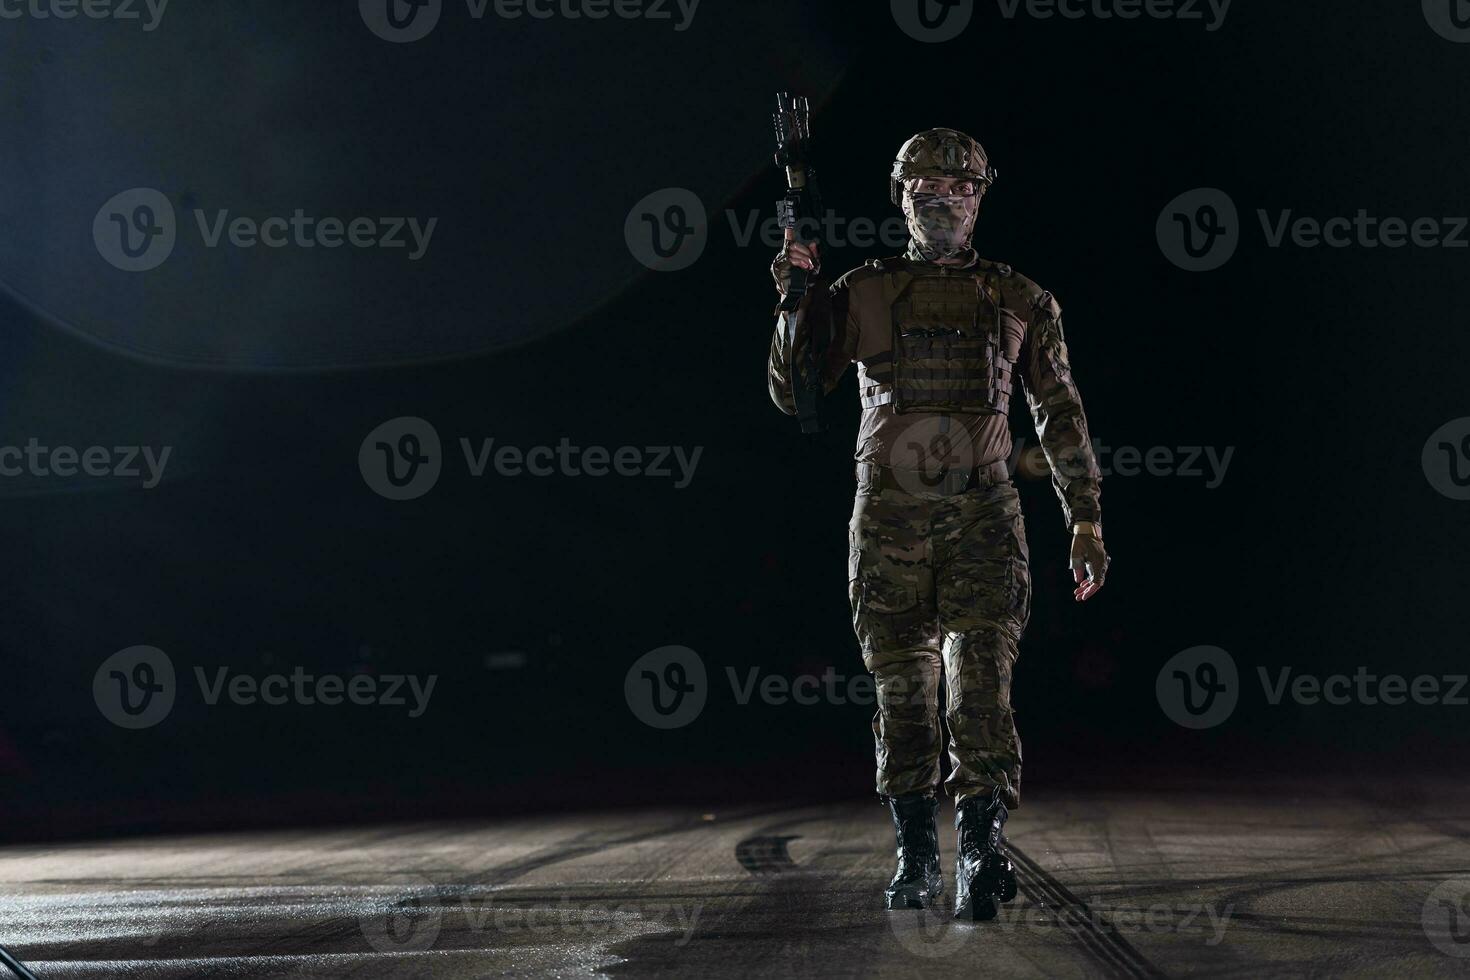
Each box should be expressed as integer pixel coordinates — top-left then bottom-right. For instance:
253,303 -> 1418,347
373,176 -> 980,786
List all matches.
848,480 -> 1030,808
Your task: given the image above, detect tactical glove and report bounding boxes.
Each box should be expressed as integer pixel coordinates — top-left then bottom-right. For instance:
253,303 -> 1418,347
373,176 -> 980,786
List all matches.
1070,527 -> 1109,602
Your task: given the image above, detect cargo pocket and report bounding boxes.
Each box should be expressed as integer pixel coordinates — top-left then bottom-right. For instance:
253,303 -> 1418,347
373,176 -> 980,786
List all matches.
850,546 -> 924,660
941,551 -> 1030,638
1008,555 -> 1031,633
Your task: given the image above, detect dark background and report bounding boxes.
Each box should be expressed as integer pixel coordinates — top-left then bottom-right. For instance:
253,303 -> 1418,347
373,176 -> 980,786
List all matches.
1,0 -> 1466,840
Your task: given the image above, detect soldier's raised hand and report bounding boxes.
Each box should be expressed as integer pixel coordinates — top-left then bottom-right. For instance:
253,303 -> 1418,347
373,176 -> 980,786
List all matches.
771,227 -> 820,297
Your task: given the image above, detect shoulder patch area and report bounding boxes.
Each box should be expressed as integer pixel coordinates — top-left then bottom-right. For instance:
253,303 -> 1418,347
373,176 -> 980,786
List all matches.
833,256 -> 902,291
1031,288 -> 1062,321
987,263 -> 1059,318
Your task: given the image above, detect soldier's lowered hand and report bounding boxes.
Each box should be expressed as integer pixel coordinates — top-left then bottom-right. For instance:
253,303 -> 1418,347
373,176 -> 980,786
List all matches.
1070,530 -> 1109,602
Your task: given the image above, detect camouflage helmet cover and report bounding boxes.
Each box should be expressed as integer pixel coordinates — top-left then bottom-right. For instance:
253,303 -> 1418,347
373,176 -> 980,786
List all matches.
890,128 -> 997,205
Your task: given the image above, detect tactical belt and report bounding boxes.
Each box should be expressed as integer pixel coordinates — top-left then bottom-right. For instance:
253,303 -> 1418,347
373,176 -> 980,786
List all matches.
856,460 -> 1010,497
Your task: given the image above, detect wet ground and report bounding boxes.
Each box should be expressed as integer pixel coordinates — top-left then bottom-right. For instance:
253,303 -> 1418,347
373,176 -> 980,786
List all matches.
2,783 -> 1469,977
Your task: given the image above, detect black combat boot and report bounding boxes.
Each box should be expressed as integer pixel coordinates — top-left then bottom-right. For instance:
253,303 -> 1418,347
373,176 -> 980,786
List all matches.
882,794 -> 943,910
953,788 -> 1019,921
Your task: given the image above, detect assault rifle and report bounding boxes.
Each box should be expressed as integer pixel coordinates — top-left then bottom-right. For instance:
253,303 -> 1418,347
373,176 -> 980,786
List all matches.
772,91 -> 826,435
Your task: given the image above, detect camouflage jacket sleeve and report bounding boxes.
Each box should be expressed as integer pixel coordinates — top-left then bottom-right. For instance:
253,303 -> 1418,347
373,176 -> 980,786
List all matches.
766,277 -> 859,415
1018,289 -> 1102,528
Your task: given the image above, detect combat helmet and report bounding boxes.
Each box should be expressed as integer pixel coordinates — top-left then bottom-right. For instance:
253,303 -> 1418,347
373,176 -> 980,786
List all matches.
890,129 -> 997,205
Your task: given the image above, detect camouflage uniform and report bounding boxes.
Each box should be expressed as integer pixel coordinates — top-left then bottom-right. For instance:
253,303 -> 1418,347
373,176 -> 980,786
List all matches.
768,185 -> 1102,807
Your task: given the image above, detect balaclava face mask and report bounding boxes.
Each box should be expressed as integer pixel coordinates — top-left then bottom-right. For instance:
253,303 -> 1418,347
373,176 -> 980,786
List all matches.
902,186 -> 980,262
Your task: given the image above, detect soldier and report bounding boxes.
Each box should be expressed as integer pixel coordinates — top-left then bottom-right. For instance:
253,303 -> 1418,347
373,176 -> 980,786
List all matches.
767,129 -> 1110,920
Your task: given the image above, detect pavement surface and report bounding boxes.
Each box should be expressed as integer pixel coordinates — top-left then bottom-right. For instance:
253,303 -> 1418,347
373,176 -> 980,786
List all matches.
2,785 -> 1469,977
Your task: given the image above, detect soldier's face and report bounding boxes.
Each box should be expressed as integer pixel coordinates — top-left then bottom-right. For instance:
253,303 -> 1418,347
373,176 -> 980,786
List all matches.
902,177 -> 982,252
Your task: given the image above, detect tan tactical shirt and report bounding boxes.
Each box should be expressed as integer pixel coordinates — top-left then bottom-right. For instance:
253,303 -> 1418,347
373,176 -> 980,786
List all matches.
767,253 -> 1102,528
